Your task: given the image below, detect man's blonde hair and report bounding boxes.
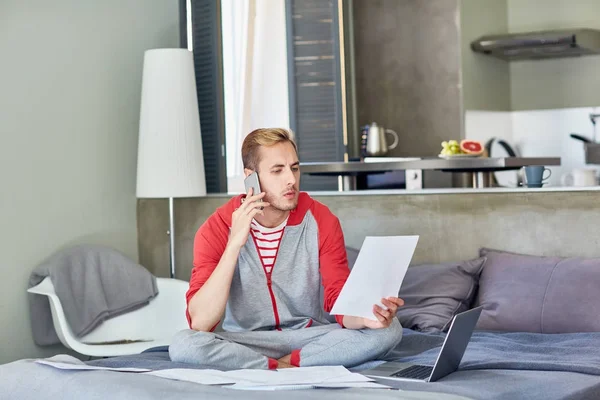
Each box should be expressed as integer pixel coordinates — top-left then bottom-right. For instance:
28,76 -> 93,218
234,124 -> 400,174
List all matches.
241,128 -> 298,171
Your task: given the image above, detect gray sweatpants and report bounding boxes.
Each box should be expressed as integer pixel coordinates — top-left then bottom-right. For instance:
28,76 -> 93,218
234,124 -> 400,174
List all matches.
169,318 -> 403,370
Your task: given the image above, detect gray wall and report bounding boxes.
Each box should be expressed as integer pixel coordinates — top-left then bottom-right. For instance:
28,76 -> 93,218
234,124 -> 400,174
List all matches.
351,0 -> 462,158
508,0 -> 600,111
138,190 -> 600,282
0,0 -> 178,364
460,0 -> 510,111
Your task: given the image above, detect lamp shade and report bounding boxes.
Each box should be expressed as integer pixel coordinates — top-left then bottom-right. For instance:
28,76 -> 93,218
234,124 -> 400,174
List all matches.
136,48 -> 206,198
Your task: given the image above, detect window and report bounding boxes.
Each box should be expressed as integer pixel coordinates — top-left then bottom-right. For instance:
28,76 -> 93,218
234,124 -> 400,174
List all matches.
188,0 -> 227,193
186,0 -> 354,192
221,0 -> 290,193
285,0 -> 347,191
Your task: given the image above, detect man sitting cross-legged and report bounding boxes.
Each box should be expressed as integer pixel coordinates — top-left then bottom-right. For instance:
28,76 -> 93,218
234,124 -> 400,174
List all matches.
169,128 -> 404,369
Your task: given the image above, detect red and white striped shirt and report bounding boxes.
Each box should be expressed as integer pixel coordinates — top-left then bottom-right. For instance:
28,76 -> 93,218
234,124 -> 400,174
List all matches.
250,218 -> 287,274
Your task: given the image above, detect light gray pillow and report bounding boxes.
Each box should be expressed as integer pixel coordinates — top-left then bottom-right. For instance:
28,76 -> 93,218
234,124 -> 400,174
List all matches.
346,246 -> 360,269
474,248 -> 600,333
395,257 -> 486,333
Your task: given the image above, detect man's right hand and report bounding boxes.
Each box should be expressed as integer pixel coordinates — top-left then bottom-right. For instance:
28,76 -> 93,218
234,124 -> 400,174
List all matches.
228,188 -> 270,250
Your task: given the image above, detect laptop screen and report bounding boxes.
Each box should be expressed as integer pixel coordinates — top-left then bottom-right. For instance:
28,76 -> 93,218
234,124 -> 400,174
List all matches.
429,306 -> 483,382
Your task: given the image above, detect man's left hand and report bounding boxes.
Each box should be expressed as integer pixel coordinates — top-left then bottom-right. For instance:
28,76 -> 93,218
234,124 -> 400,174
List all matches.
362,297 -> 404,329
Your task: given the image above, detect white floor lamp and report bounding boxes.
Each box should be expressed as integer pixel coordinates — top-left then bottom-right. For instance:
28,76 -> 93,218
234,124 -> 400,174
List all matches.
136,48 -> 207,279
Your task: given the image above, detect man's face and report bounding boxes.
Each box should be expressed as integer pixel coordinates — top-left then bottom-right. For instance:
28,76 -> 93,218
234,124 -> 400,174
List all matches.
253,142 -> 300,211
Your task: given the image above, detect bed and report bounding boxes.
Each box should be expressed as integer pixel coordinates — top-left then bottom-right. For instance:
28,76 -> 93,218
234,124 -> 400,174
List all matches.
3,328 -> 600,400
4,247 -> 600,399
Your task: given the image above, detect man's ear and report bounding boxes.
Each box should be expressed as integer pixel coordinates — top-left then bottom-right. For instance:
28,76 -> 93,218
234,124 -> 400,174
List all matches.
243,168 -> 254,178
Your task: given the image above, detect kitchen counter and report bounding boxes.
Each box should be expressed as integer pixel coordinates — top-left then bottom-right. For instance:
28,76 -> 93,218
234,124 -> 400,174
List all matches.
299,157 -> 561,190
302,185 -> 600,196
214,185 -> 600,198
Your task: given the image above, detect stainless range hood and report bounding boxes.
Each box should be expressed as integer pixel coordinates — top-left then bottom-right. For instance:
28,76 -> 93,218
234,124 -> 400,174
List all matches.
471,29 -> 600,61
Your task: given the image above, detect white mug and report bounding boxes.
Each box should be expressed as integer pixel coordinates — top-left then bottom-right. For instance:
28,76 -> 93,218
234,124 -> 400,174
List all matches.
561,168 -> 598,187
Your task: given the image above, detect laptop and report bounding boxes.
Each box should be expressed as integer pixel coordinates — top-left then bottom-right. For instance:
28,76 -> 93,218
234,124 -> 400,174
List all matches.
362,306 -> 483,383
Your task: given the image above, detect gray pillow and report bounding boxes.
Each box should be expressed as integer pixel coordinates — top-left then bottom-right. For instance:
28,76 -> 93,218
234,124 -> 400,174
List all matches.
395,257 -> 486,333
346,246 -> 360,269
474,248 -> 600,333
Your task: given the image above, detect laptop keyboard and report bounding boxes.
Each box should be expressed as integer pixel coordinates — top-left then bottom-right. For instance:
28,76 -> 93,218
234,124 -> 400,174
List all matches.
391,365 -> 433,380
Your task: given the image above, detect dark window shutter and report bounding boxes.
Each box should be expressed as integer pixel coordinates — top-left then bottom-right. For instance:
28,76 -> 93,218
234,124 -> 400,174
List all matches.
190,0 -> 227,193
286,0 -> 345,191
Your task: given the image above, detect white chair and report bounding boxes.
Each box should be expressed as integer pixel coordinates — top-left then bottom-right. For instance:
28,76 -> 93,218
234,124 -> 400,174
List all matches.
28,276 -> 190,357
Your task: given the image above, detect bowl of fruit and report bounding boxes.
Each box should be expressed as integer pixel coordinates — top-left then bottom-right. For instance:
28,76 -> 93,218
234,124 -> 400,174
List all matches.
439,139 -> 485,159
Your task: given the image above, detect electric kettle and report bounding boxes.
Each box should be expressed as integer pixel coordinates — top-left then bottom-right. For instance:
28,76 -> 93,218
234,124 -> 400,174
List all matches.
361,122 -> 399,157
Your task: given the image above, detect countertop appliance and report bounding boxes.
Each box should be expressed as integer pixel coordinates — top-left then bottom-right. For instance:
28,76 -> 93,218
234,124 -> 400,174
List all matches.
361,122 -> 399,157
471,28 -> 600,61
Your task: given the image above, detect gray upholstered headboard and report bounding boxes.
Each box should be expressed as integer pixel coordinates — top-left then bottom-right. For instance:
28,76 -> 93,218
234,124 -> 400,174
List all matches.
137,188 -> 600,280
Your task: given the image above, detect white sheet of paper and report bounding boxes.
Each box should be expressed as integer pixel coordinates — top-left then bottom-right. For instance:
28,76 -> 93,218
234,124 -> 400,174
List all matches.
145,368 -> 240,385
145,368 -> 285,386
221,369 -> 283,384
314,381 -> 391,389
226,366 -> 387,391
257,366 -> 372,385
34,356 -> 388,390
145,366 -> 371,387
35,355 -> 150,372
330,236 -> 419,320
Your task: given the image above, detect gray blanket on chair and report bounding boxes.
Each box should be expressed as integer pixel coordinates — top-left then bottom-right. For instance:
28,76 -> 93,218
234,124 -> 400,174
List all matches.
28,244 -> 159,346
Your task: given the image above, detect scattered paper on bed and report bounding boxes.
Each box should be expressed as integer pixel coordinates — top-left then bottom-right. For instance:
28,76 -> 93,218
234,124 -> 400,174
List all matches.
145,368 -> 237,385
145,365 -> 377,388
35,354 -> 150,372
224,365 -> 369,386
330,236 -> 419,320
145,368 -> 281,386
36,356 -> 392,390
